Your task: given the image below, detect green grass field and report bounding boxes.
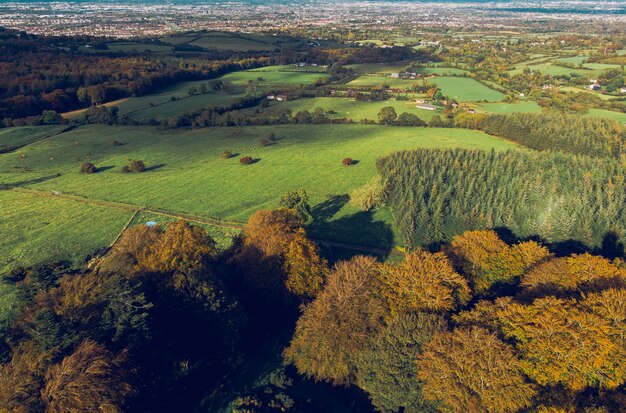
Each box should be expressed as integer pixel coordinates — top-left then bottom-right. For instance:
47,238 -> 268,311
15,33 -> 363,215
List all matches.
555,56 -> 588,65
347,75 -> 420,88
219,69 -> 328,86
584,109 -> 626,123
414,67 -> 468,76
112,66 -> 327,121
0,124 -> 519,270
431,77 -> 505,102
508,62 -> 598,77
0,190 -> 134,273
264,97 -> 441,122
476,101 -> 543,114
0,126 -> 67,151
114,79 -> 245,115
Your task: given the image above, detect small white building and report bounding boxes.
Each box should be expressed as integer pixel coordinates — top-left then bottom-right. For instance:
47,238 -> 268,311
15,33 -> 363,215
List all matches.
589,84 -> 601,91
390,73 -> 400,78
620,87 -> 626,94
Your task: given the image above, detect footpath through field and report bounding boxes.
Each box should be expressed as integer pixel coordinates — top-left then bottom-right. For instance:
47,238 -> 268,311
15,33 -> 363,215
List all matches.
10,187 -> 401,256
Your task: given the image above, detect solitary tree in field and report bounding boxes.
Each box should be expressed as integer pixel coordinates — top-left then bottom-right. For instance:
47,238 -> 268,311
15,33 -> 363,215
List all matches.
378,106 -> 398,125
80,162 -> 96,174
279,189 -> 312,222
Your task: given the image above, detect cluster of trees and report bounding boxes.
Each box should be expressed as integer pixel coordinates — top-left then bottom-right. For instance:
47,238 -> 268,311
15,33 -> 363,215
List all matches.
285,229 -> 626,412
0,205 -> 332,411
0,39 -> 270,122
378,107 -> 427,126
456,112 -> 626,158
378,148 -> 626,248
0,221 -> 245,411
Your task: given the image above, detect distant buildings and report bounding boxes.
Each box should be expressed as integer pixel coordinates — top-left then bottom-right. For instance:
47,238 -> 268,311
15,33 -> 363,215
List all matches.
589,84 -> 601,91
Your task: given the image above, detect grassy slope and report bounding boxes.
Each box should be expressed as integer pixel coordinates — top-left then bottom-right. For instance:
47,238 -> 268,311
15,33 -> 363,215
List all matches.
344,62 -> 412,74
0,124 -> 518,268
265,97 -> 441,121
585,109 -> 626,123
113,67 -> 328,120
432,77 -> 505,102
0,126 -> 67,150
0,190 -> 133,273
476,101 -> 543,114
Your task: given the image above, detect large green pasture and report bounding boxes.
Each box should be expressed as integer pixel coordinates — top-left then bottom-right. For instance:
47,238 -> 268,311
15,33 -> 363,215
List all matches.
347,75 -> 420,88
508,62 -> 599,77
584,109 -> 626,123
0,126 -> 67,151
0,190 -> 133,273
432,77 -> 505,102
219,69 -> 328,86
414,67 -> 468,76
265,97 -> 441,121
0,124 -> 518,269
113,66 -> 326,121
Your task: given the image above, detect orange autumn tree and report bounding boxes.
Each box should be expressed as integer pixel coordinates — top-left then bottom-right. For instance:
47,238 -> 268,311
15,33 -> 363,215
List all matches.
379,249 -> 470,316
450,230 -> 550,294
137,220 -> 217,274
417,327 -> 536,413
457,294 -> 626,393
237,209 -> 327,299
520,253 -> 626,298
284,256 -> 384,384
0,342 -> 54,412
495,296 -> 626,391
41,340 -> 132,413
283,228 -> 327,298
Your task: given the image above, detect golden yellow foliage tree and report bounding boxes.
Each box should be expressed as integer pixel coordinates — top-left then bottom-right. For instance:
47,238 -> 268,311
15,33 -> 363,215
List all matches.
137,220 -> 217,274
41,340 -> 132,413
417,327 -> 536,413
495,296 -> 626,391
242,209 -> 302,256
0,342 -> 54,413
284,256 -> 384,385
283,229 -> 327,298
450,230 -> 550,294
380,249 -> 470,316
521,253 -> 626,297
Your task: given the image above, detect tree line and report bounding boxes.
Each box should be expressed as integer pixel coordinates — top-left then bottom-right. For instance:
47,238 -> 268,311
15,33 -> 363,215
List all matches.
456,112 -> 626,158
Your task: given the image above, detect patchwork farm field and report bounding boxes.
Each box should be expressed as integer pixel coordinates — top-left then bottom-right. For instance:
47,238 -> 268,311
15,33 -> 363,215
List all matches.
265,97 -> 441,121
219,69 -> 328,86
431,77 -> 505,102
0,124 -> 519,270
347,75 -> 419,88
75,66 -> 327,121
